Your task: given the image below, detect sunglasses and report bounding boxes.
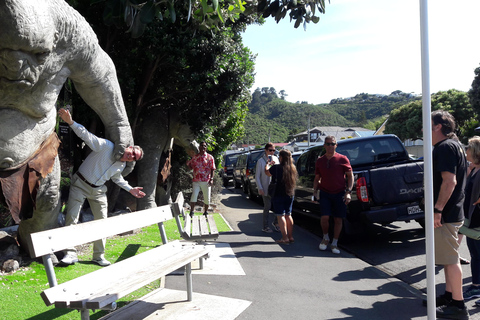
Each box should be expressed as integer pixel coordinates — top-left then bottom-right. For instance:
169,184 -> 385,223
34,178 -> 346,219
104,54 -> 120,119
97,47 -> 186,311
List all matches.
324,143 -> 336,146
268,149 -> 275,152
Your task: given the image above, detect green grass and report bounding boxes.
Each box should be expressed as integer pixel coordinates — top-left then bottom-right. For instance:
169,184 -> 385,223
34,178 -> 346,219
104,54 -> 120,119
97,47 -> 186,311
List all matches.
0,213 -> 230,320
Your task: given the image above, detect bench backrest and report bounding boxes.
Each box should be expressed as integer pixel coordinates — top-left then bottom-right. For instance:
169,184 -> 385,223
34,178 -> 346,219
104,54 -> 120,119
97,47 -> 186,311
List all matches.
28,203 -> 175,259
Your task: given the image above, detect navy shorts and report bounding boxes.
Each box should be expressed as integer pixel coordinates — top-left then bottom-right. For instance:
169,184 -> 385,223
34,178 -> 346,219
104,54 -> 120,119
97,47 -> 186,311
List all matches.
272,196 -> 294,216
319,190 -> 347,218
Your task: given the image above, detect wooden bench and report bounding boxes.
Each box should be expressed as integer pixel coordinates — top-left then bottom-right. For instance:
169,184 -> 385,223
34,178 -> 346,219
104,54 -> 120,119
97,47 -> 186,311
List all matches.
172,192 -> 219,242
27,194 -> 214,320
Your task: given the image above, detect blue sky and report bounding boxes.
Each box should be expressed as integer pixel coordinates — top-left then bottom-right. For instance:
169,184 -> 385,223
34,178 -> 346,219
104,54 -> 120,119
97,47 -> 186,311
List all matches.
241,0 -> 480,105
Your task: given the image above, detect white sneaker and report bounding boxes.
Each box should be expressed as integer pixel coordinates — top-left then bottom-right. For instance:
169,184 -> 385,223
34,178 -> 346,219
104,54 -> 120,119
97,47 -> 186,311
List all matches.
92,257 -> 111,267
331,245 -> 340,254
60,253 -> 78,265
319,239 -> 329,251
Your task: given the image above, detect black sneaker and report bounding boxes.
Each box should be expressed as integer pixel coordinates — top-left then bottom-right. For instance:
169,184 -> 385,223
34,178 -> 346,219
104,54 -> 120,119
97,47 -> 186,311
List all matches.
436,303 -> 469,320
422,295 -> 451,307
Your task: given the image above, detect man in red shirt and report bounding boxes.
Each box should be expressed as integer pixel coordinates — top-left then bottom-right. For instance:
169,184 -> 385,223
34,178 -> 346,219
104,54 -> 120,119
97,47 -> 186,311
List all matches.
187,141 -> 216,216
314,136 -> 353,254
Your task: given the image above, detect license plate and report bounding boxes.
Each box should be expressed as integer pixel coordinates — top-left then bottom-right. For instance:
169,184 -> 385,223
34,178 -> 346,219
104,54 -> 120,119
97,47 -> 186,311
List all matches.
407,205 -> 422,215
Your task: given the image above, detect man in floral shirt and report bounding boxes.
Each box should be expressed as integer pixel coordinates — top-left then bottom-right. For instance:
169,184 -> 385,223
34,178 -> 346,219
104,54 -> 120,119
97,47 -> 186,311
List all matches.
187,141 -> 216,216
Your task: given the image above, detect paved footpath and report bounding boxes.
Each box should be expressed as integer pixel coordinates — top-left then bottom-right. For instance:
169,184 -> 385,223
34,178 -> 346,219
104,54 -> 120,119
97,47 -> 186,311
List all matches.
106,189 -> 438,319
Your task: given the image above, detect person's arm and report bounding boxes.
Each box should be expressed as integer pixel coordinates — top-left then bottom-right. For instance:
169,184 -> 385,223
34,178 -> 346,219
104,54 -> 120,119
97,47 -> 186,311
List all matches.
434,171 -> 457,228
256,158 -> 265,195
265,163 -> 272,177
209,169 -> 214,186
111,172 -> 146,198
344,170 -> 354,204
58,108 -> 107,152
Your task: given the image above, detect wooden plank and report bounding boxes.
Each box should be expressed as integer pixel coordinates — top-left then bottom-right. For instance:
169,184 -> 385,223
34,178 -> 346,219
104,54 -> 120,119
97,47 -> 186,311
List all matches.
199,216 -> 209,236
191,216 -> 200,237
41,241 -> 214,309
29,204 -> 174,258
184,215 -> 192,237
206,215 -> 219,236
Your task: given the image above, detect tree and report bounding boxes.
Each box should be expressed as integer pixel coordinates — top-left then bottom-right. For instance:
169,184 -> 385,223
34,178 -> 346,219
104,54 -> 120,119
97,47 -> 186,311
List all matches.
100,0 -> 330,38
385,90 -> 475,141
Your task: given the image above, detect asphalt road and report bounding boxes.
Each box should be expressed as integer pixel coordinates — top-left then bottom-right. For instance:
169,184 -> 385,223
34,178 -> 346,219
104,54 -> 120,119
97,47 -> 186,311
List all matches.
222,184 -> 480,318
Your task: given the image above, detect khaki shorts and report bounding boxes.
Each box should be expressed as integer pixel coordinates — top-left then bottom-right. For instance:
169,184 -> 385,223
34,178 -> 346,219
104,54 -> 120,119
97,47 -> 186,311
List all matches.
434,221 -> 463,265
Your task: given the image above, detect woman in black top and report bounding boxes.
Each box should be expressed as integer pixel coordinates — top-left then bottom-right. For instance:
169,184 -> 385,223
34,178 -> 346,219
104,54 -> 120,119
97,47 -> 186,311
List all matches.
265,150 -> 298,244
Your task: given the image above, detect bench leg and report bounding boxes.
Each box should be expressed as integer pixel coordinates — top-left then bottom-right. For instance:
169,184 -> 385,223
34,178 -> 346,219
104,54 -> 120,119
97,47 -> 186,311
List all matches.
42,255 -> 58,287
186,262 -> 193,301
80,309 -> 90,320
199,257 -> 204,270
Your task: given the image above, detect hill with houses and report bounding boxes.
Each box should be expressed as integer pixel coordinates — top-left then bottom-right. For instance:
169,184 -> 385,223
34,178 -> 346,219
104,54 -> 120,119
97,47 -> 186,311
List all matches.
238,89 -> 420,146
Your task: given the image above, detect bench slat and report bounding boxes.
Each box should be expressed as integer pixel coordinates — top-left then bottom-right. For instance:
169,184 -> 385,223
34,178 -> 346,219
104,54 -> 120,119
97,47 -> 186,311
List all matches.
199,216 -> 209,236
184,214 -> 192,237
41,241 -> 213,309
191,216 -> 200,237
29,205 -> 173,258
207,215 -> 219,235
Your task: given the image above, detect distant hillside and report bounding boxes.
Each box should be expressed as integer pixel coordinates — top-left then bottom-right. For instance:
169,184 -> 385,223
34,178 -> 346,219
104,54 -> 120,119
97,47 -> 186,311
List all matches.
238,88 -> 420,144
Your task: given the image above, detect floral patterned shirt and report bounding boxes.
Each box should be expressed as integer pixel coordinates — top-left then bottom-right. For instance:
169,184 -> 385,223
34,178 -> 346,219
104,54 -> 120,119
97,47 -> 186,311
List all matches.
188,153 -> 216,182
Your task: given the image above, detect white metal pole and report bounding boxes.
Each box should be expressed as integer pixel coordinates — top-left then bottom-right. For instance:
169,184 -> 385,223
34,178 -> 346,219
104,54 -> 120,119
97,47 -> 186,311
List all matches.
419,0 -> 435,319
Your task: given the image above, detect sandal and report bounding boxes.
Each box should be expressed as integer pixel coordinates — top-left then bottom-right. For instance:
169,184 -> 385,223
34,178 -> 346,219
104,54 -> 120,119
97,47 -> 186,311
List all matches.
288,238 -> 295,243
276,239 -> 290,245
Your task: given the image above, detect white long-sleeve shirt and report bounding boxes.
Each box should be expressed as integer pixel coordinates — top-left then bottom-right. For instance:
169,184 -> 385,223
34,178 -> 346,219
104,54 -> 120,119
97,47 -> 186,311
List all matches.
255,153 -> 279,196
70,122 -> 132,191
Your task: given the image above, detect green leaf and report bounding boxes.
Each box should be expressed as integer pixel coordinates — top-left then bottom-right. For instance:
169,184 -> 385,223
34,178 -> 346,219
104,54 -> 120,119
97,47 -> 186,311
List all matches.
212,0 -> 218,11
139,1 -> 155,23
169,1 -> 176,23
216,4 -> 224,23
188,0 -> 192,21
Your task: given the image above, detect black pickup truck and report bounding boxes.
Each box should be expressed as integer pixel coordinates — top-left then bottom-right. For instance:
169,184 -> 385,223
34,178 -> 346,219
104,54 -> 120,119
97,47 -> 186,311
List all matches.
294,134 -> 424,232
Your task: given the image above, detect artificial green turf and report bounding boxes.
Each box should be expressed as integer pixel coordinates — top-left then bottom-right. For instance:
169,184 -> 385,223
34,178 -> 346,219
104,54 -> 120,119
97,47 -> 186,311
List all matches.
0,213 -> 230,320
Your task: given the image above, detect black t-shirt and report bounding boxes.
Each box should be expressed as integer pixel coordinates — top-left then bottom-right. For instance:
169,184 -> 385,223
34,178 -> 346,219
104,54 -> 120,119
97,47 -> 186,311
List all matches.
433,138 -> 467,223
269,165 -> 287,198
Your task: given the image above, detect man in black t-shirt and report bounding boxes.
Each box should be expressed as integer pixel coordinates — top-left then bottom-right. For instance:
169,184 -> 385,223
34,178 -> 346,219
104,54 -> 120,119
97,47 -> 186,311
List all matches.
430,110 -> 469,319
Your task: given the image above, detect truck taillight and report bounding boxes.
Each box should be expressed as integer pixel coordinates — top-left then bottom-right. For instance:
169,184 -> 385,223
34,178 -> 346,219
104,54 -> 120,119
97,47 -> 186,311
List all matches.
246,169 -> 250,176
224,167 -> 227,172
356,177 -> 369,202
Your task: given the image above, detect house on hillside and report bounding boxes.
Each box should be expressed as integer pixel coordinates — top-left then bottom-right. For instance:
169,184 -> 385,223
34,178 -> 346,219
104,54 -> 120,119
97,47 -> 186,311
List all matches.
283,126 -> 375,152
292,126 -> 374,142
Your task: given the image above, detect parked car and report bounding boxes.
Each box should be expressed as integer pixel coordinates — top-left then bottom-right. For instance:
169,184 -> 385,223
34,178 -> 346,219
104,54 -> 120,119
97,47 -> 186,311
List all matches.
232,150 -> 264,198
294,134 -> 425,233
292,151 -> 303,164
219,152 -> 244,187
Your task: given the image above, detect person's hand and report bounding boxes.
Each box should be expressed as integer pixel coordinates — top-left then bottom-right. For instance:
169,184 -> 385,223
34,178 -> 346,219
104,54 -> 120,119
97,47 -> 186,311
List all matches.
344,193 -> 351,205
208,178 -> 214,186
434,213 -> 442,228
473,197 -> 480,206
259,189 -> 265,196
130,187 -> 146,198
58,108 -> 74,125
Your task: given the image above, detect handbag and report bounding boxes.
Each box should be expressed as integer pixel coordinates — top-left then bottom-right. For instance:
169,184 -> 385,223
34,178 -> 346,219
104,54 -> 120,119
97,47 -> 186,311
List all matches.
268,165 -> 277,198
460,217 -> 480,240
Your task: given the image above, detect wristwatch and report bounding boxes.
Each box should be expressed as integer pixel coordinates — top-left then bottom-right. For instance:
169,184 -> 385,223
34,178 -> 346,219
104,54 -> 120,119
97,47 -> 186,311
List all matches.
434,207 -> 442,213
345,189 -> 352,194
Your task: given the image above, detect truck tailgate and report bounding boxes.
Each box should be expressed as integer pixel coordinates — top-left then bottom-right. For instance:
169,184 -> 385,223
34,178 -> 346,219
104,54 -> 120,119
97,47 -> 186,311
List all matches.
369,162 -> 424,205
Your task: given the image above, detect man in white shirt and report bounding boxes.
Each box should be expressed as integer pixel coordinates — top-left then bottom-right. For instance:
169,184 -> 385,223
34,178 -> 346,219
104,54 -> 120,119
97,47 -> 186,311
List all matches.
255,143 -> 279,233
58,108 -> 146,266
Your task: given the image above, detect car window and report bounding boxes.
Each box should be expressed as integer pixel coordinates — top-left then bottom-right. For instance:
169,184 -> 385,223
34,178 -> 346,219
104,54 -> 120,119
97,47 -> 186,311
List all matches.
336,137 -> 407,166
225,154 -> 241,166
248,151 -> 264,166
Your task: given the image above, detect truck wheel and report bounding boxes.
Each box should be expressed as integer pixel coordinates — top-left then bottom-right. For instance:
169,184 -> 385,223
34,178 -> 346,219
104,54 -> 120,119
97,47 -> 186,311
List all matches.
234,180 -> 241,188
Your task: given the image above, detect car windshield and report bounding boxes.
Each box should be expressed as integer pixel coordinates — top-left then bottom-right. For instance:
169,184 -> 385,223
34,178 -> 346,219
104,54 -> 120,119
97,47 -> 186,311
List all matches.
336,138 -> 407,167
